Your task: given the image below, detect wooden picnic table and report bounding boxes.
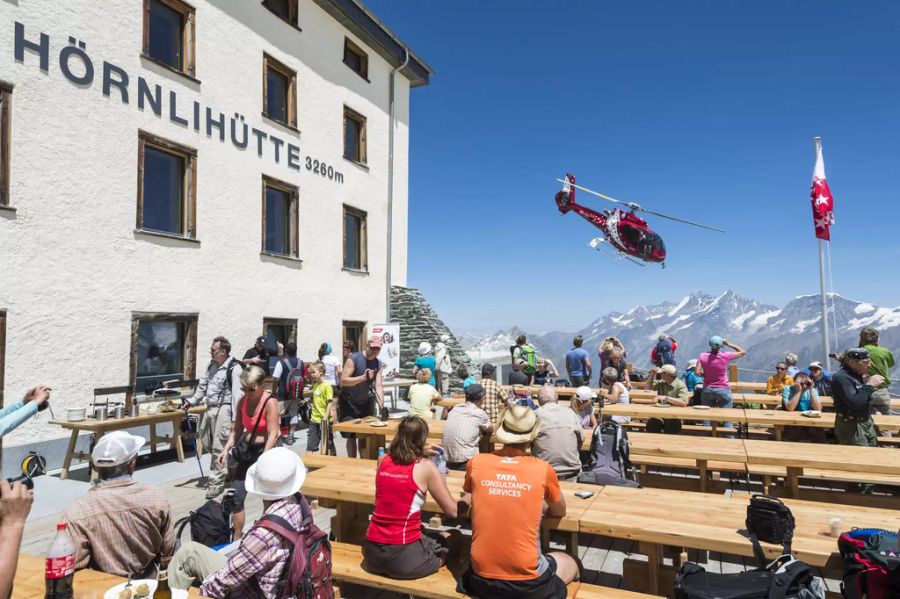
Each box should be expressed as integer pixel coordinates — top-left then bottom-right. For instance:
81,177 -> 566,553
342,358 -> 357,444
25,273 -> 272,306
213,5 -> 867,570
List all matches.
50,406 -> 206,480
580,485 -> 900,594
12,554 -> 206,598
601,403 -> 900,440
301,461 -> 600,552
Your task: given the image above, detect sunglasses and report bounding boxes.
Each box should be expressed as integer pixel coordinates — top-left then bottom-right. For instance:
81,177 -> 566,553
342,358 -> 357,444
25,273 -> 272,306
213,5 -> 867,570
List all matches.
775,367 -> 786,371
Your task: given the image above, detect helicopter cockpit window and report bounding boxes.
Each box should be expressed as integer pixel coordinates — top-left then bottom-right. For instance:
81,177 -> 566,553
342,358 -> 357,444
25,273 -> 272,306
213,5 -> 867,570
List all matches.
639,231 -> 665,259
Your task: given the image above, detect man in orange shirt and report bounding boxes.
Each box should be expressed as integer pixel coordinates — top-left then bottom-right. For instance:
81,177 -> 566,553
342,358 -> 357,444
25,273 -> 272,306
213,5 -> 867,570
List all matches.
462,406 -> 579,598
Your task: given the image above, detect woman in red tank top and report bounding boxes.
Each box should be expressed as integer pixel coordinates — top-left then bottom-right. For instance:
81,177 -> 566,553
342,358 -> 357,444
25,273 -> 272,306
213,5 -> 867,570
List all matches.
219,365 -> 280,540
362,416 -> 460,579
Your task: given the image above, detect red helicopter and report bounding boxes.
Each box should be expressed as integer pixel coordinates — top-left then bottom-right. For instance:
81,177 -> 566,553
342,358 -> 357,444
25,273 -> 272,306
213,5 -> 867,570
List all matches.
554,173 -> 724,267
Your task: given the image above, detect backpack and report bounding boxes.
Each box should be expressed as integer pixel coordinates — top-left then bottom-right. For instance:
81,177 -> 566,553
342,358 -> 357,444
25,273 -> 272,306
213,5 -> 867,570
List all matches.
519,345 -> 538,375
655,338 -> 675,367
675,495 -> 825,599
221,358 -> 245,401
577,420 -> 636,487
174,492 -> 235,549
254,495 -> 333,599
838,528 -> 900,599
282,358 -> 309,421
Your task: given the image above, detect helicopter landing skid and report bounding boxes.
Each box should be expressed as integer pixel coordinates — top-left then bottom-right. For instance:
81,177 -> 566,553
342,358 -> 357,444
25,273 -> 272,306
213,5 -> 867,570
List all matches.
588,238 -> 646,267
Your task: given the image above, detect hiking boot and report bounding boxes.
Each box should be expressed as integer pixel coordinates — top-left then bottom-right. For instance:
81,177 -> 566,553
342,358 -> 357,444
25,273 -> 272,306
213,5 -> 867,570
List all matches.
205,487 -> 223,500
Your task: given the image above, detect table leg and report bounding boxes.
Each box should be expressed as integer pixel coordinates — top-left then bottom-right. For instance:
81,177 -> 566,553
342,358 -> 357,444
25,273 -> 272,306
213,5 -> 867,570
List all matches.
90,431 -> 105,481
332,502 -> 356,542
786,466 -> 801,498
698,459 -> 708,493
149,423 -> 158,453
173,417 -> 185,462
639,541 -> 662,595
566,532 -> 578,555
60,430 -> 79,481
774,426 -> 783,442
711,423 -> 718,437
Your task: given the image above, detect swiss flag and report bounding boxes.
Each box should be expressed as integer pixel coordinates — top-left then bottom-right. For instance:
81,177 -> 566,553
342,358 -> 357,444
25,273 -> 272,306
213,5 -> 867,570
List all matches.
810,139 -> 834,241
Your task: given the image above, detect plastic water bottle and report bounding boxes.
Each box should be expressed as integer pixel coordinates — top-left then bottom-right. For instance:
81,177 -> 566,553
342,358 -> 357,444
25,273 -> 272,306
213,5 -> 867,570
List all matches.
433,448 -> 449,475
377,447 -> 385,470
45,522 -> 75,599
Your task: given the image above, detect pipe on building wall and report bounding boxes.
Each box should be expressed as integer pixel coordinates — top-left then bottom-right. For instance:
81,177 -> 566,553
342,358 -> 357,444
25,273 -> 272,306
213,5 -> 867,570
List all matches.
386,48 -> 409,321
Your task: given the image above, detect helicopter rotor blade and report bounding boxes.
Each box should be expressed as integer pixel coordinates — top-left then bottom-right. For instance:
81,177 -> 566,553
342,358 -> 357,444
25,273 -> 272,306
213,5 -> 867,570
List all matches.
556,178 -> 725,233
638,209 -> 726,233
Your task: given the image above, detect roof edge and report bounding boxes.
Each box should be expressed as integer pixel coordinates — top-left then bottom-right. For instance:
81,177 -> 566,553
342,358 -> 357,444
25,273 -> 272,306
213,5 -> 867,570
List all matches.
312,0 -> 434,88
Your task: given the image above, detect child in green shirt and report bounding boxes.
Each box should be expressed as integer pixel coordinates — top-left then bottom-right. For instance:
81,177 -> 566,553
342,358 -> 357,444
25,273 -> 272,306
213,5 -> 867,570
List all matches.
307,362 -> 337,455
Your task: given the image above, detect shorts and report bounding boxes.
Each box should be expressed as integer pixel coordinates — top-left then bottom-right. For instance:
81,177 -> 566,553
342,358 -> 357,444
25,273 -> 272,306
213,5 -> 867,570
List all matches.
338,396 -> 374,438
464,554 -> 568,599
361,533 -> 448,579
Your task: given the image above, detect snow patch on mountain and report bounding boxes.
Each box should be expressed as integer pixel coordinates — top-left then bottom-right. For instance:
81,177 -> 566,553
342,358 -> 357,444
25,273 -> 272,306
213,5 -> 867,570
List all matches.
667,295 -> 691,317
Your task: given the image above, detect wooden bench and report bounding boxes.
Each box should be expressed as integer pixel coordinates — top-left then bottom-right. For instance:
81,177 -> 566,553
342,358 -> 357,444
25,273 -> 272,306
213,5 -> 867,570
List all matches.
330,541 -> 660,599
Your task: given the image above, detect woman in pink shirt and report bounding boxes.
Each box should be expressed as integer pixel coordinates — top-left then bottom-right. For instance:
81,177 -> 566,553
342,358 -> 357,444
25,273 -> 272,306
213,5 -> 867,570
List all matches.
695,335 -> 746,430
362,416 -> 460,579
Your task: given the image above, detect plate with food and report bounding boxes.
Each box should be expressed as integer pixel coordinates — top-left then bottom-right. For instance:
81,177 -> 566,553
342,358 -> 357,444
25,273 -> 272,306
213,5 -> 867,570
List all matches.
802,410 -> 822,418
692,405 -> 711,410
104,580 -> 156,599
369,421 -> 388,428
652,402 -> 671,408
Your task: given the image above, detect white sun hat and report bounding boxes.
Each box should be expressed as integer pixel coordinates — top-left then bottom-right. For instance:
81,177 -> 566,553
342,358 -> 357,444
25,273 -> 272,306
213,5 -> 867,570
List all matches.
244,447 -> 307,500
418,341 -> 432,355
91,431 -> 145,467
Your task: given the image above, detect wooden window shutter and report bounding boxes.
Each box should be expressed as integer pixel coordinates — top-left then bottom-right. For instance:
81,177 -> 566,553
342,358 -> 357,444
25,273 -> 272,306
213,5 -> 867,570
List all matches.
289,74 -> 297,128
361,213 -> 368,270
0,92 -> 8,205
290,0 -> 298,27
186,154 -> 196,238
360,117 -> 367,163
185,10 -> 195,76
142,0 -> 151,55
262,56 -> 269,117
261,180 -> 267,252
184,318 -> 197,379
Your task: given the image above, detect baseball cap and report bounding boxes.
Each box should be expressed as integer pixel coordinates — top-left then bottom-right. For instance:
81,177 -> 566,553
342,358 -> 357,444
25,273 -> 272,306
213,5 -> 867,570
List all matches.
91,431 -> 145,467
465,384 -> 485,401
256,335 -> 267,345
846,348 -> 870,360
808,361 -> 823,370
366,334 -> 384,348
575,386 -> 598,401
659,364 -> 677,376
686,359 -> 698,369
709,335 -> 723,348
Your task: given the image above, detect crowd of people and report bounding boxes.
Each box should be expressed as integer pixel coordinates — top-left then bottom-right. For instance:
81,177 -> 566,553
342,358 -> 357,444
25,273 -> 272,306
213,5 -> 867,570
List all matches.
0,324 -> 894,598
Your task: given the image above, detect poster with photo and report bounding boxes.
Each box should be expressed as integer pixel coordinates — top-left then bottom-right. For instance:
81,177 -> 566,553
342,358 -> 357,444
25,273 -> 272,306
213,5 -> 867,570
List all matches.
371,323 -> 400,378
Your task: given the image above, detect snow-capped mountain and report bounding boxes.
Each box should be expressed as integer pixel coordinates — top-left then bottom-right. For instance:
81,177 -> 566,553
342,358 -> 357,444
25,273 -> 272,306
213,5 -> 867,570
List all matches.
461,291 -> 900,386
463,327 -> 531,354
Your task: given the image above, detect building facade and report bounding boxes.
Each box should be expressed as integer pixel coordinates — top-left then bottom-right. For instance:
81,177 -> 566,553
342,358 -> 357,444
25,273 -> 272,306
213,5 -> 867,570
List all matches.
0,0 -> 431,464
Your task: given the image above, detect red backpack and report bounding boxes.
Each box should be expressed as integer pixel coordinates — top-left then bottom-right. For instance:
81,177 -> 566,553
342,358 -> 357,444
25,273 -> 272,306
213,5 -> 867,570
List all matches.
255,495 -> 333,599
838,529 -> 900,599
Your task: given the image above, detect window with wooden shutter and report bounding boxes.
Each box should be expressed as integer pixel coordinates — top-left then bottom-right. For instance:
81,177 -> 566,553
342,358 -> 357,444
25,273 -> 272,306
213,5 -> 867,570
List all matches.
261,175 -> 300,259
143,0 -> 196,77
343,106 -> 367,165
130,312 -> 198,394
263,53 -> 297,129
343,38 -> 369,81
342,205 -> 367,272
136,131 -> 198,240
263,0 -> 299,28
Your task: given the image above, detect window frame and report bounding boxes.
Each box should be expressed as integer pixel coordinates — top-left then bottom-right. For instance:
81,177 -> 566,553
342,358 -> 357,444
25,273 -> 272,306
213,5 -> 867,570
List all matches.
142,0 -> 197,78
343,38 -> 369,81
129,312 -> 198,392
0,311 -> 5,463
263,317 -> 298,358
263,53 -> 298,129
343,106 -> 367,165
261,175 -> 299,259
342,204 -> 368,272
0,84 -> 11,209
136,130 -> 198,240
261,0 -> 300,29
342,320 -> 366,354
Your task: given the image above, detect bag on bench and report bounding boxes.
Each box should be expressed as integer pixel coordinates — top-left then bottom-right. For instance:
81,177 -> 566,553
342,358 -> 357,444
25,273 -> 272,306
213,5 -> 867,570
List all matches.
837,528 -> 900,599
674,495 -> 825,599
174,490 -> 235,549
577,420 -> 639,487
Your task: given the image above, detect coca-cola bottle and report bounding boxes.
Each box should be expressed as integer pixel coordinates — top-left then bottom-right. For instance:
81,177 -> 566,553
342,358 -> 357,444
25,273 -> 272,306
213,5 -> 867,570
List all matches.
45,522 -> 75,599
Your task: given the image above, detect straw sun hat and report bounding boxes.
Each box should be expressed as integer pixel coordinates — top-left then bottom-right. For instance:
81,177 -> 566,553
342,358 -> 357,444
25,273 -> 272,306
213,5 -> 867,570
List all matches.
495,405 -> 541,445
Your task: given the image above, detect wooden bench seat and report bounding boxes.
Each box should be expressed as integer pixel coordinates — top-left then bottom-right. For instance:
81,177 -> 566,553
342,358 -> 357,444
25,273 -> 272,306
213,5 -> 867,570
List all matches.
330,541 -> 660,599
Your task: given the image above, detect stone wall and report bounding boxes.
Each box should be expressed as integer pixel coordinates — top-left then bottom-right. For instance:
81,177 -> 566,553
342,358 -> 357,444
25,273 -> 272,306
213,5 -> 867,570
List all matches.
390,286 -> 473,391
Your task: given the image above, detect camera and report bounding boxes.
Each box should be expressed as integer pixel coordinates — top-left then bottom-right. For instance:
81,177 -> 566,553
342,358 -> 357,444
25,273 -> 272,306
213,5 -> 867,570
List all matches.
3,474 -> 34,494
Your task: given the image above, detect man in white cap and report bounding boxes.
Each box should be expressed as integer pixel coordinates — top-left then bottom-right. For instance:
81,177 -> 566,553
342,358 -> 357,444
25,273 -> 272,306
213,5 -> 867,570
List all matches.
532,385 -> 584,481
340,334 -> 385,458
63,431 -> 174,578
169,448 -> 316,598
807,361 -> 832,397
461,405 -> 579,598
434,334 -> 452,397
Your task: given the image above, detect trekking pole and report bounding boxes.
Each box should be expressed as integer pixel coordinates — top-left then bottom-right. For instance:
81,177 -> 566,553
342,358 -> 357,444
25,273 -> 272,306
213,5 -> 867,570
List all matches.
183,406 -> 206,481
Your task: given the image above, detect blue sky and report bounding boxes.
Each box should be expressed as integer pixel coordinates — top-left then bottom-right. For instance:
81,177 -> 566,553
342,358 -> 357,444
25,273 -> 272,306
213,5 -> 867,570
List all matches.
367,1 -> 900,333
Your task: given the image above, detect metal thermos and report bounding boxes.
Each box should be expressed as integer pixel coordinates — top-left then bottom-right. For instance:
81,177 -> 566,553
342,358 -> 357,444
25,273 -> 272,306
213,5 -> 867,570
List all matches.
93,408 -> 107,420
130,404 -> 140,417
113,406 -> 126,419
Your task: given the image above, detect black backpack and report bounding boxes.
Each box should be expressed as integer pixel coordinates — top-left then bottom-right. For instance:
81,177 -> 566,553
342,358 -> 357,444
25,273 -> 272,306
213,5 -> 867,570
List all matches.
577,420 -> 637,487
174,492 -> 234,548
675,495 -> 825,599
655,338 -> 676,367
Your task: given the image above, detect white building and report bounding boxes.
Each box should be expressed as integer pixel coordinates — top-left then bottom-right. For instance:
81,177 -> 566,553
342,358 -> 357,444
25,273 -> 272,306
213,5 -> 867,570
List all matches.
0,0 -> 432,468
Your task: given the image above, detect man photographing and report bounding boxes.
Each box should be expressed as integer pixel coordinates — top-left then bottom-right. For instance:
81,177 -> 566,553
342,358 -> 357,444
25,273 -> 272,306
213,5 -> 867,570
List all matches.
339,335 -> 385,458
0,385 -> 51,438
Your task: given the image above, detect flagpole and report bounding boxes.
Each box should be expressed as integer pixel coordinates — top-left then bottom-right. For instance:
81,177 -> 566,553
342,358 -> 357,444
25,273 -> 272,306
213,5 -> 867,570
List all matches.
814,137 -> 832,370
